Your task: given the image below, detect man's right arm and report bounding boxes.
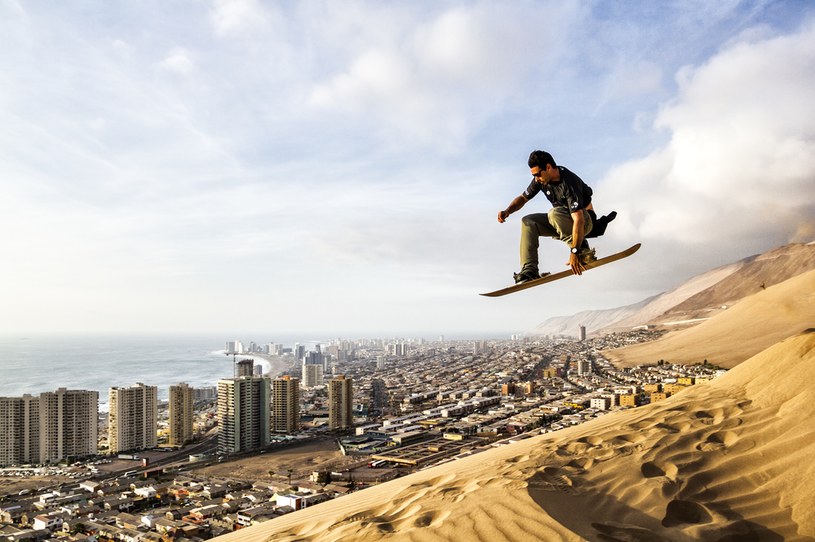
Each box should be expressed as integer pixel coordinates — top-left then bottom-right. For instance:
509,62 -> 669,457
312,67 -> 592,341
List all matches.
497,195 -> 528,223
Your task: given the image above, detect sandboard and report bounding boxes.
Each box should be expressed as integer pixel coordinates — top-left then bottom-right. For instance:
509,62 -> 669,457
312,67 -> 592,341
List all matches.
480,243 -> 641,297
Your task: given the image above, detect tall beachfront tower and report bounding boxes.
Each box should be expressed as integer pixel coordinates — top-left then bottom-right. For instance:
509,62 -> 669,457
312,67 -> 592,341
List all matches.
109,383 -> 158,453
271,376 -> 300,434
217,375 -> 271,455
39,388 -> 98,463
0,395 -> 40,467
0,390 -> 97,467
328,375 -> 353,430
168,383 -> 195,447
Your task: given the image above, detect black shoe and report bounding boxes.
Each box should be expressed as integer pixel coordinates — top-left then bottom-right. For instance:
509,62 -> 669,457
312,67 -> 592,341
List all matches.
578,248 -> 597,265
513,268 -> 541,284
586,210 -> 617,238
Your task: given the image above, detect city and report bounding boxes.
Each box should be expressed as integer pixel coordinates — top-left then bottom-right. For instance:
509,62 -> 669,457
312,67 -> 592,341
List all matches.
0,331 -> 726,541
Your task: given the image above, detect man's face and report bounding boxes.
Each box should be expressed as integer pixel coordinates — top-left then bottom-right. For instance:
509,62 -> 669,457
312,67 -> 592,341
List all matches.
530,164 -> 553,185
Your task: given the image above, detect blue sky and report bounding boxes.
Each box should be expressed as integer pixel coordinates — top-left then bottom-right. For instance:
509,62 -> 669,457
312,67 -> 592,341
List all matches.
1,0 -> 813,337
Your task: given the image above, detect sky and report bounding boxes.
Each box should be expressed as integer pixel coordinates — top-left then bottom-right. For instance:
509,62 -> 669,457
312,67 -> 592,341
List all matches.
1,0 -> 813,338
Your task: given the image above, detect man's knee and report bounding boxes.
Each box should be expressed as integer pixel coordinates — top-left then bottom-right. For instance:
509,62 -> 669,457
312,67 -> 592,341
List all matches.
521,215 -> 536,228
521,214 -> 548,231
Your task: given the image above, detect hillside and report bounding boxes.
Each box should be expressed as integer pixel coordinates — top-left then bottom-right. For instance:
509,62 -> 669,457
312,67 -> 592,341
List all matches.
531,242 -> 815,337
604,268 -> 815,368
215,331 -> 815,541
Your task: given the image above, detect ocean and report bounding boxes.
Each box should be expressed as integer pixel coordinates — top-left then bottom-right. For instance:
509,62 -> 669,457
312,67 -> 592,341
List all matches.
0,334 -> 304,409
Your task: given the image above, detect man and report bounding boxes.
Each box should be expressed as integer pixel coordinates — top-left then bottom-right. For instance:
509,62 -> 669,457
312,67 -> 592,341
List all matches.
498,150 -> 615,283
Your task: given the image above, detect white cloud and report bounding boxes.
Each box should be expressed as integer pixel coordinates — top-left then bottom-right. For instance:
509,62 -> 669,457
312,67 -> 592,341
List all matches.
307,3 -> 581,152
602,22 -> 815,255
209,0 -> 273,37
157,47 -> 195,76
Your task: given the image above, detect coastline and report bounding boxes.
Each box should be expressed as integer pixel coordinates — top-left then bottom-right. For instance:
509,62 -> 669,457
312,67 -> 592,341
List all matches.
224,351 -> 296,378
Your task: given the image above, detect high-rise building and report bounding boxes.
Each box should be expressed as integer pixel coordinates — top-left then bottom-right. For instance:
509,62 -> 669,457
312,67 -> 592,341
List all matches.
370,379 -> 387,417
0,395 -> 39,467
272,376 -> 299,434
328,375 -> 353,430
39,388 -> 98,463
169,383 -> 194,447
1,390 -> 97,467
217,376 -> 271,455
226,341 -> 244,354
194,386 -> 217,401
579,325 -> 587,341
109,383 -> 158,453
302,363 -> 323,388
235,359 -> 255,377
388,343 -> 408,357
577,359 -> 593,375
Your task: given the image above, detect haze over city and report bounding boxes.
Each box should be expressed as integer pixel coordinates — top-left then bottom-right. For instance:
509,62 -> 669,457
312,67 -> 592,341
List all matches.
1,1 -> 813,336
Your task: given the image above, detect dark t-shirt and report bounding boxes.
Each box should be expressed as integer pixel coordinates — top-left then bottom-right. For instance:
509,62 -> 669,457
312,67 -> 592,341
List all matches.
523,166 -> 593,212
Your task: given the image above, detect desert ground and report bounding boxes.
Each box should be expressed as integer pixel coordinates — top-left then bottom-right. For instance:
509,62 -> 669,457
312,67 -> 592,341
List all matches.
215,330 -> 815,541
0,475 -> 75,497
192,439 -> 348,484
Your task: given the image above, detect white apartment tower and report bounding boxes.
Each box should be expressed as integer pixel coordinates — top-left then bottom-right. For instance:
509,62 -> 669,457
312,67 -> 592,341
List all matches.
0,395 -> 39,467
1,390 -> 97,467
109,383 -> 158,453
272,376 -> 300,434
169,383 -> 195,447
39,388 -> 98,463
217,376 -> 271,454
302,363 -> 324,388
226,341 -> 244,354
328,375 -> 353,430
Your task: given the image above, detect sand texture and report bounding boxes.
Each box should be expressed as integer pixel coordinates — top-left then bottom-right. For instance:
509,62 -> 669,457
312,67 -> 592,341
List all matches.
603,269 -> 815,369
215,331 -> 815,542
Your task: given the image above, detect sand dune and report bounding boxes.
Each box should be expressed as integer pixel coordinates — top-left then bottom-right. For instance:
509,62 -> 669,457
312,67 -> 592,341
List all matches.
603,269 -> 815,369
533,242 -> 815,338
215,331 -> 815,542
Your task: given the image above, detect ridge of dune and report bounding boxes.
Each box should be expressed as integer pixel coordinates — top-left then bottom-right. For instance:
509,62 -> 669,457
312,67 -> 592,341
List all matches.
534,242 -> 815,337
215,332 -> 815,542
602,261 -> 743,332
657,242 -> 815,324
603,268 -> 815,369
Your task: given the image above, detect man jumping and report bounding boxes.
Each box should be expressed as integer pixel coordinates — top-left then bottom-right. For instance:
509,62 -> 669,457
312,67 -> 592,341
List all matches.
498,150 -> 616,283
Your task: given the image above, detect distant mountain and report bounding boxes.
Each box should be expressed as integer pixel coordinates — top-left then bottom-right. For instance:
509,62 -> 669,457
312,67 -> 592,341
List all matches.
531,241 -> 815,338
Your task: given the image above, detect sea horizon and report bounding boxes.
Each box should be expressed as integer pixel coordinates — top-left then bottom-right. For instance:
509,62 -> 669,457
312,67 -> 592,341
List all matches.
0,331 -> 517,404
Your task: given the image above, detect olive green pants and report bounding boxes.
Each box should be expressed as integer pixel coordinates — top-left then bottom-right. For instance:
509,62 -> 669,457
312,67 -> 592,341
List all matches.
520,208 -> 593,271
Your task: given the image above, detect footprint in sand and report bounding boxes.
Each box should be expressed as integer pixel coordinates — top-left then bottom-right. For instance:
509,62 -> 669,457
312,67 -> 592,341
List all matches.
577,435 -> 604,446
527,466 -> 576,493
661,499 -> 714,527
565,456 -> 594,471
696,430 -> 739,452
641,460 -> 679,481
412,509 -> 451,528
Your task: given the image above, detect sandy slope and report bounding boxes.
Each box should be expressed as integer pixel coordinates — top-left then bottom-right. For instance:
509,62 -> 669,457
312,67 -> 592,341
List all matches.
603,269 -> 815,369
533,242 -> 815,338
215,331 -> 815,542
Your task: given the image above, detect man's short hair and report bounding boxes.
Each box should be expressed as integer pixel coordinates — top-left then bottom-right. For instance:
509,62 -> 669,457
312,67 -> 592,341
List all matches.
528,150 -> 556,169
